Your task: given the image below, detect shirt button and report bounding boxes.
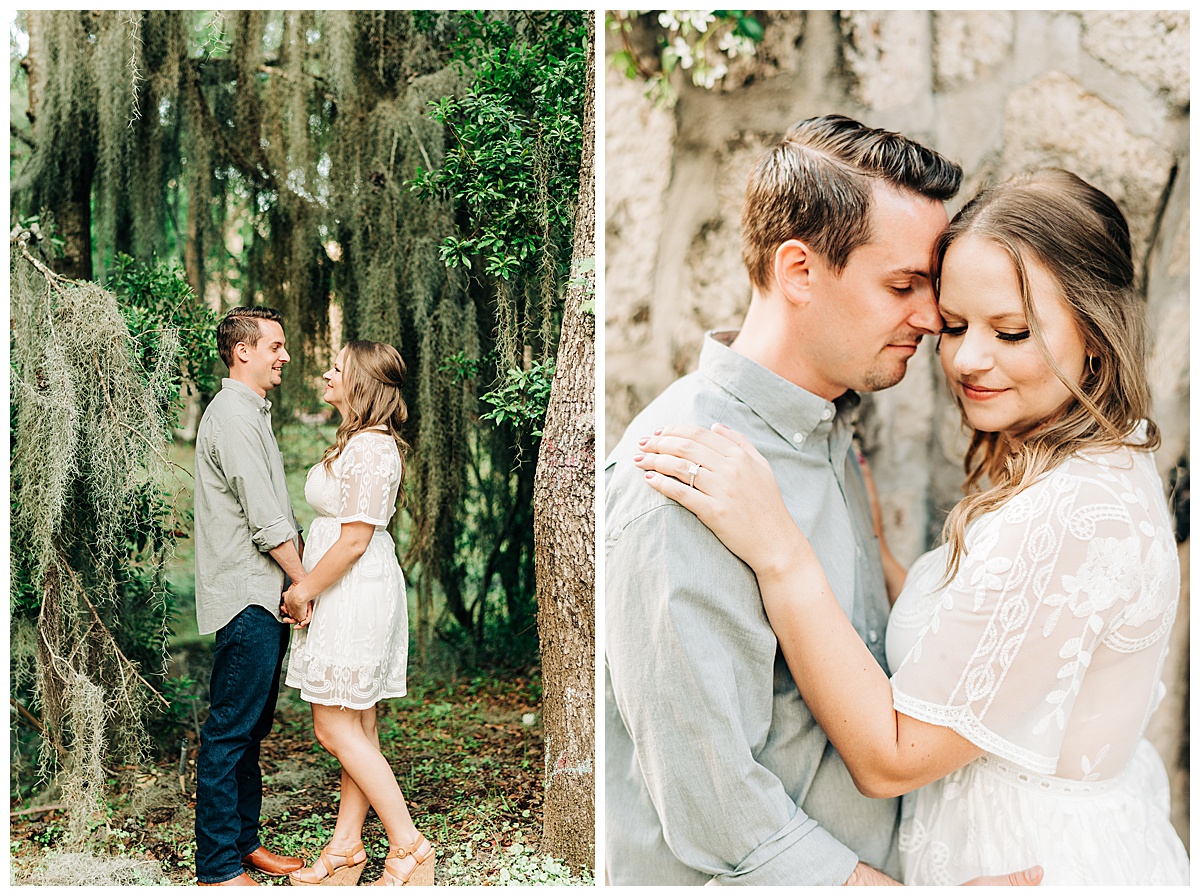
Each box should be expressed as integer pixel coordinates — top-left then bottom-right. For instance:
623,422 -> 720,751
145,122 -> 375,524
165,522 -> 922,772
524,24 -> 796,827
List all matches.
793,432 -> 806,444
820,407 -> 833,421
869,629 -> 879,643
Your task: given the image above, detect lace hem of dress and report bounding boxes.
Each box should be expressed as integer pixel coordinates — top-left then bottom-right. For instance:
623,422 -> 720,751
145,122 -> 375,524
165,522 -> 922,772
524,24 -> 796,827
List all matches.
892,688 -> 1058,776
286,651 -> 407,709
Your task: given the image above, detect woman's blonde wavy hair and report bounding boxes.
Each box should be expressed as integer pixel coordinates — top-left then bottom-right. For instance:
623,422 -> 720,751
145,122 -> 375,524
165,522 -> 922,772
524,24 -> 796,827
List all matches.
937,169 -> 1159,579
321,340 -> 411,505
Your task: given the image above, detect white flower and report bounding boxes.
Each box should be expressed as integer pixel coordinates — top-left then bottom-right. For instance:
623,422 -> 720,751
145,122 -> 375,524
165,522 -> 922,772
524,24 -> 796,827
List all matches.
669,36 -> 694,69
680,11 -> 715,34
718,31 -> 756,58
658,11 -> 680,31
694,61 -> 727,88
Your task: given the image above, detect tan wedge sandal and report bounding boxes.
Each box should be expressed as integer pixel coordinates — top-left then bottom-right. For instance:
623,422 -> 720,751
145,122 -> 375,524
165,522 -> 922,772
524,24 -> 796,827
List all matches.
288,841 -> 368,886
370,833 -> 435,886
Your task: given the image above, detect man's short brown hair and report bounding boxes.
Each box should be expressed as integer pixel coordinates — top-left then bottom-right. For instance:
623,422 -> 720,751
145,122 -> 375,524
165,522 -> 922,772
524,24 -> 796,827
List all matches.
216,306 -> 283,369
740,114 -> 962,291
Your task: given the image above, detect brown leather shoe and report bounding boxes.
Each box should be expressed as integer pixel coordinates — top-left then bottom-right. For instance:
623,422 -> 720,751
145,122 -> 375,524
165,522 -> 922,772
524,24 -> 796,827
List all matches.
242,845 -> 304,877
198,872 -> 259,886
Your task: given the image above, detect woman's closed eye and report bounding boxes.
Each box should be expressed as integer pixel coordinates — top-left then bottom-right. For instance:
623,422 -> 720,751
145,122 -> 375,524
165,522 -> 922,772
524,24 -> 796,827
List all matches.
938,324 -> 1030,343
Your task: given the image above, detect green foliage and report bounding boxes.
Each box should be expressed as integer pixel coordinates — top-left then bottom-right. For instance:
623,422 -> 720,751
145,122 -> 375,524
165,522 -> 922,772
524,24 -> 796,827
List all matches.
410,10 -> 586,363
481,362 -> 555,439
569,256 -> 595,314
443,836 -> 591,886
106,254 -> 220,400
438,350 -> 488,385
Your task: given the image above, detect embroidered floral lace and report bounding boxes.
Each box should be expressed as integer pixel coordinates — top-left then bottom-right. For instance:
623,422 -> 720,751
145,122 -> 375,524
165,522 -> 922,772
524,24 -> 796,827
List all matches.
885,440 -> 1187,884
285,431 -> 408,709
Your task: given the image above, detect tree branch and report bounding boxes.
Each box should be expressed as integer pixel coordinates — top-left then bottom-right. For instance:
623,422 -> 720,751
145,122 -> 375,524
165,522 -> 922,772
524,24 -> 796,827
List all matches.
10,696 -> 46,734
57,559 -> 170,708
11,122 -> 36,149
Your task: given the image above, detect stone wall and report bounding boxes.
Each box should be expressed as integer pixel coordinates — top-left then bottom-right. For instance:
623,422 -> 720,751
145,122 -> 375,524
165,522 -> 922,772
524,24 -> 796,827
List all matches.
604,10 -> 1189,844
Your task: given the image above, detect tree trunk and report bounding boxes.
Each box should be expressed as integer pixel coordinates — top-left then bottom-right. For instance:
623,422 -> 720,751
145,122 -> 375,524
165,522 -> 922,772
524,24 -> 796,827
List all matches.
23,10 -> 94,281
22,11 -> 43,125
533,15 -> 595,873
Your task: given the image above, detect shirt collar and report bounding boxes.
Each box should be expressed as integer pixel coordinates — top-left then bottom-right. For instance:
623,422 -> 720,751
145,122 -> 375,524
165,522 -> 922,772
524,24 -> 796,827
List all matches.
698,331 -> 859,449
221,377 -> 273,415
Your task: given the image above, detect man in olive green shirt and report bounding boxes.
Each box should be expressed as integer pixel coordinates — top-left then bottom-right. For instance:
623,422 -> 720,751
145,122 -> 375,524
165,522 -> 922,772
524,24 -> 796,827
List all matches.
193,307 -> 306,885
605,116 -> 964,885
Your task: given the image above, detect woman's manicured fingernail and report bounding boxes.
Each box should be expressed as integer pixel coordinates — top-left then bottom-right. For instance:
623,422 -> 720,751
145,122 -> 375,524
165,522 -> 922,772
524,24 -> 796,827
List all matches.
633,454 -> 644,463
638,437 -> 648,447
644,472 -> 656,481
653,427 -> 663,435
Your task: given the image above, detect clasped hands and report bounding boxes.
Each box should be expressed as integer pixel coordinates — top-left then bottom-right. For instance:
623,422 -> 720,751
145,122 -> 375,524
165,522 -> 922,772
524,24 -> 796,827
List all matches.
280,578 -> 314,629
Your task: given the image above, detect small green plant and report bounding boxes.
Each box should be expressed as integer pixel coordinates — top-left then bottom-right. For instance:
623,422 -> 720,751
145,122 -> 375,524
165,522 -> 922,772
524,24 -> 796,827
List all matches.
438,350 -> 487,384
567,256 -> 596,314
480,361 -> 555,439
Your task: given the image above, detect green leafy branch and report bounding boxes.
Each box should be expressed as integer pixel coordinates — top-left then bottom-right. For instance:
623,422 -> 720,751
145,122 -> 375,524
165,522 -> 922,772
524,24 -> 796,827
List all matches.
480,361 -> 555,439
608,10 -> 764,107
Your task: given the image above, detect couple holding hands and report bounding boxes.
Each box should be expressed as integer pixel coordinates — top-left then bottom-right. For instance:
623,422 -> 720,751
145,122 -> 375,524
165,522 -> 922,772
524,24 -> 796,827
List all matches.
192,307 -> 432,886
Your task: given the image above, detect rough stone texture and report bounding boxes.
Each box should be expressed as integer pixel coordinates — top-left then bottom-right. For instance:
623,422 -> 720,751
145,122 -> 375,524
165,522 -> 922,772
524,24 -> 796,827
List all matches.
933,11 -> 1014,90
603,59 -> 677,434
720,11 -> 807,91
840,11 -> 929,110
1082,11 -> 1190,109
999,70 -> 1174,257
604,9 -> 1190,846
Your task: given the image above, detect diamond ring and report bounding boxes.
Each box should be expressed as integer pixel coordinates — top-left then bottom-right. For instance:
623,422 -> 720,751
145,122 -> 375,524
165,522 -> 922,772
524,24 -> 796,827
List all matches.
686,462 -> 701,488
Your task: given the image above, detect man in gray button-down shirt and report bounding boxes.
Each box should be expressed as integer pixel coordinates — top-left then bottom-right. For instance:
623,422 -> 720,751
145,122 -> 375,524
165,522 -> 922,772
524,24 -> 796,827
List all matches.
193,306 -> 307,885
605,116 -> 962,885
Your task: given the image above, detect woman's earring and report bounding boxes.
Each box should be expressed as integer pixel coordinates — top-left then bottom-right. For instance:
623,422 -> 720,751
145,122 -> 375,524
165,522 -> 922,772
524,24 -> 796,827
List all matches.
1087,355 -> 1100,374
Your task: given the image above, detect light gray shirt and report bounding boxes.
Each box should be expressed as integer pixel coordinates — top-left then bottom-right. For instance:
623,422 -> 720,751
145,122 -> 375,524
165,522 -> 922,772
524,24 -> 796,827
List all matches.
604,332 -> 899,885
194,378 -> 301,635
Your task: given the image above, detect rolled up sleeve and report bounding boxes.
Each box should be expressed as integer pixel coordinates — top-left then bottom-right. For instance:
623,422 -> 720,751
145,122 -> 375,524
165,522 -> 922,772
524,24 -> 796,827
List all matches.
216,419 -> 297,552
607,502 -> 859,885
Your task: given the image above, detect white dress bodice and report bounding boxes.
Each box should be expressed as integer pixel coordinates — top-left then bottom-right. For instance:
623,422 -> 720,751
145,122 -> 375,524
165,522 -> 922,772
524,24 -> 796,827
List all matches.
884,442 -> 1187,884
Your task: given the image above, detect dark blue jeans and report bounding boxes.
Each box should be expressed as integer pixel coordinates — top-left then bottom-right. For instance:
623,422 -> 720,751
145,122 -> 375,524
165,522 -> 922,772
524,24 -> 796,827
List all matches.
195,605 -> 290,883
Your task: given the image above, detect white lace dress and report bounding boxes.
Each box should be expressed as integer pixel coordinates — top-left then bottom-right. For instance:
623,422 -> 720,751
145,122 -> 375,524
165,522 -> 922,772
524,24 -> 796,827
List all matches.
886,442 -> 1188,885
285,430 -> 408,709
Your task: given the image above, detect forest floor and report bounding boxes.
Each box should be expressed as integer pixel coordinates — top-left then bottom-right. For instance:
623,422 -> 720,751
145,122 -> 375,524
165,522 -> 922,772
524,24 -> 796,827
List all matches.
10,668 -> 590,885
11,426 -> 591,885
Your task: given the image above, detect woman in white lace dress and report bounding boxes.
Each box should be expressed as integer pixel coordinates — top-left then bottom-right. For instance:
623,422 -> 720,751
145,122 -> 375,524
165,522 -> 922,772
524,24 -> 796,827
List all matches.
636,170 -> 1189,884
281,341 -> 434,886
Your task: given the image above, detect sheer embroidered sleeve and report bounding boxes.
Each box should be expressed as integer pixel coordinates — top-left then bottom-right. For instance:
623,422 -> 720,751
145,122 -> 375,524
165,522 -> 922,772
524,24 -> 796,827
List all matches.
335,434 -> 402,527
890,450 -> 1178,777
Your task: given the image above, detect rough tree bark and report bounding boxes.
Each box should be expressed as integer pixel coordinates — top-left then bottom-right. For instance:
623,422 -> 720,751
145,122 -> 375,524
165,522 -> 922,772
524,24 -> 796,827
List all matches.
532,14 -> 596,873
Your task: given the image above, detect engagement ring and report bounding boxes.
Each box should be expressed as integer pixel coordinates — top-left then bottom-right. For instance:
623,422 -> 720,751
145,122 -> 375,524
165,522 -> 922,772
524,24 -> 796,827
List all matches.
686,462 -> 700,488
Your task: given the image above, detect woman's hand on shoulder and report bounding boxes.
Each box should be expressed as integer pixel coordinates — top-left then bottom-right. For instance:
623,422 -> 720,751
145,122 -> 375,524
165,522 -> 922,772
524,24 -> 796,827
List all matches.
634,423 -> 811,576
